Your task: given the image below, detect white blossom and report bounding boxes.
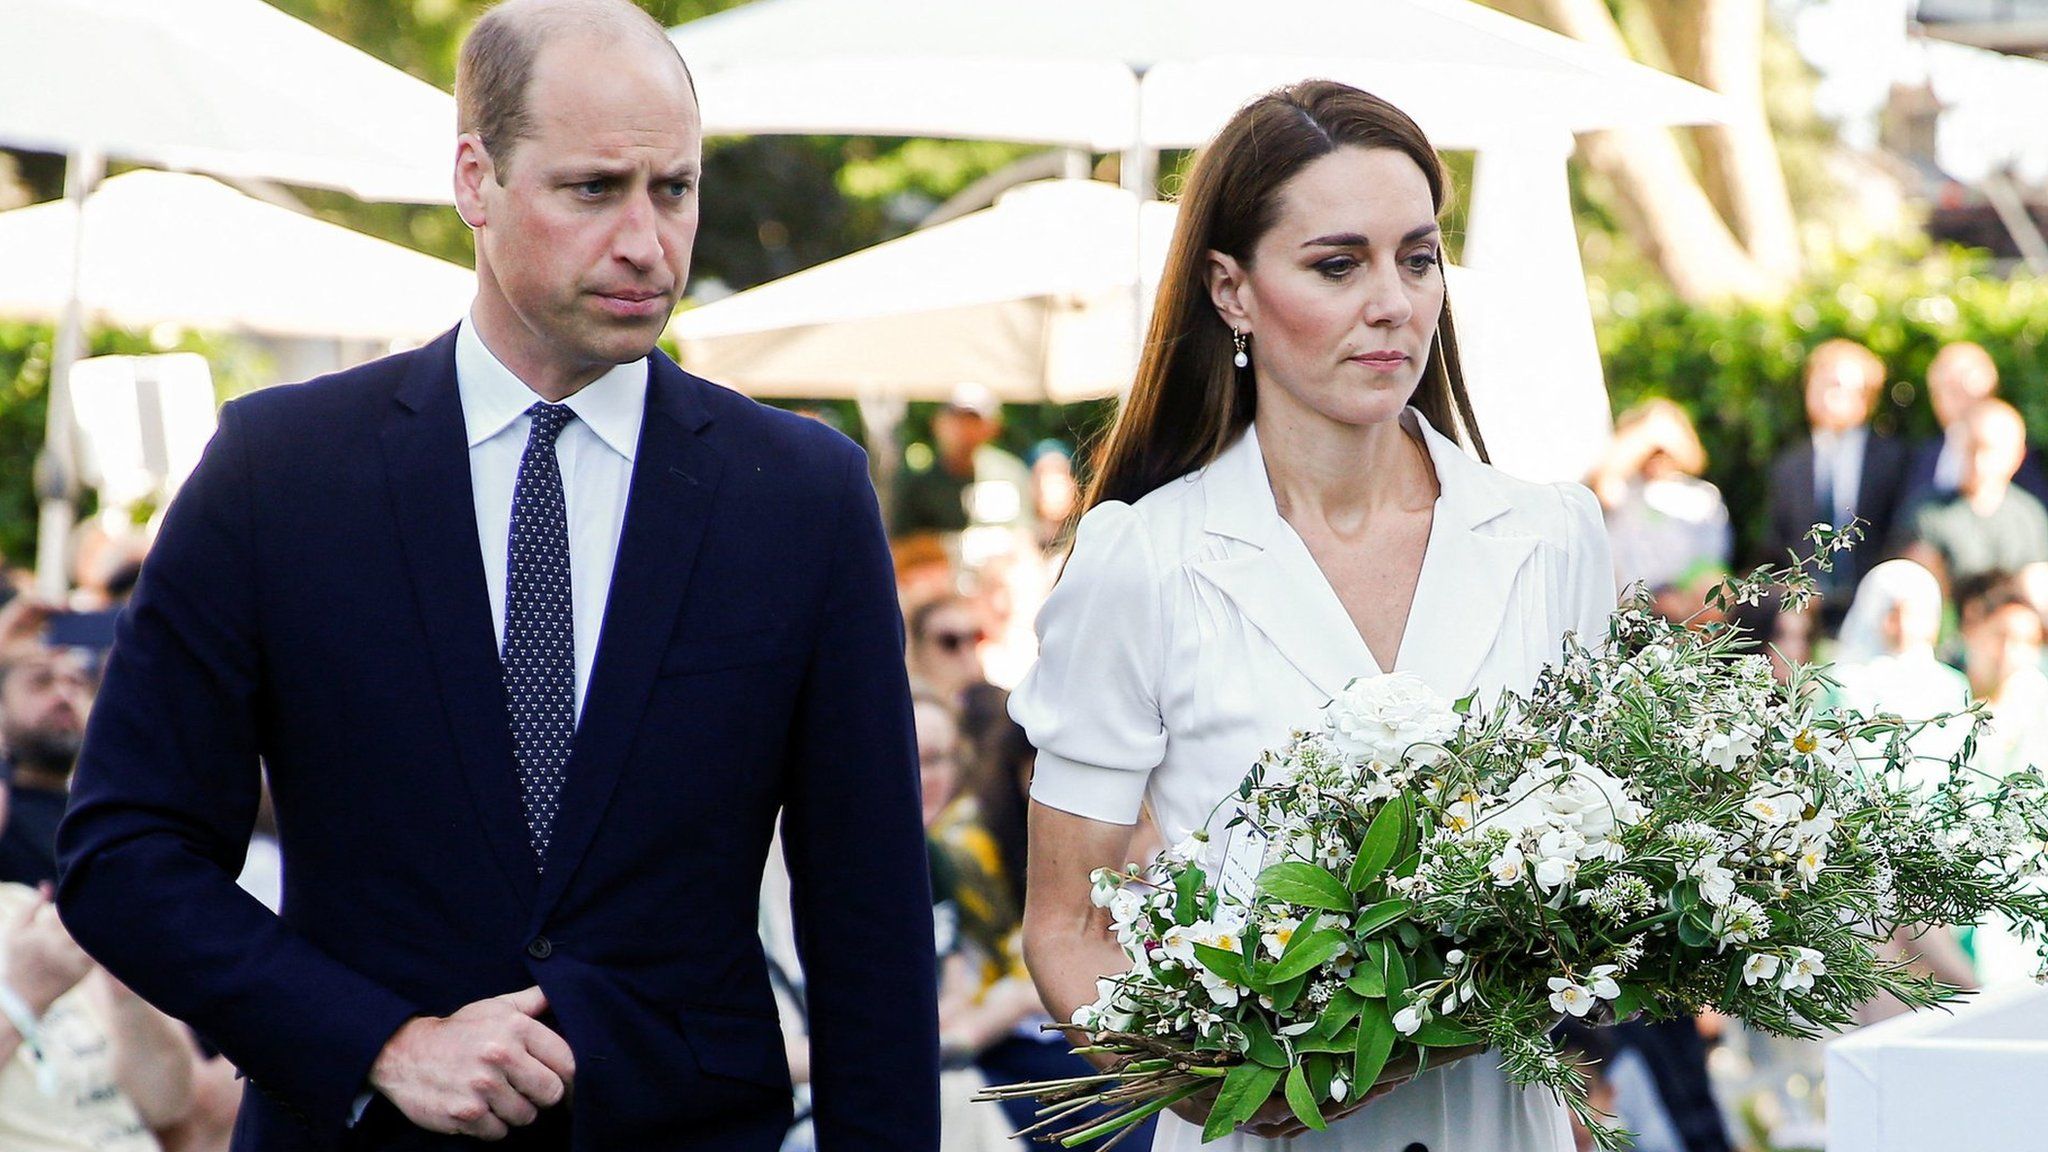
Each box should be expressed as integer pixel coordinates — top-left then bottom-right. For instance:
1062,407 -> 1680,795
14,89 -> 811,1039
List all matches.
1587,965 -> 1622,1001
1780,947 -> 1827,992
1548,977 -> 1596,1017
1742,953 -> 1781,987
1489,846 -> 1528,886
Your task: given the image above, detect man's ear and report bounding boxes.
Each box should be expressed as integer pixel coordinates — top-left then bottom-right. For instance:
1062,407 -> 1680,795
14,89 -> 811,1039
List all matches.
1205,250 -> 1252,333
453,133 -> 495,230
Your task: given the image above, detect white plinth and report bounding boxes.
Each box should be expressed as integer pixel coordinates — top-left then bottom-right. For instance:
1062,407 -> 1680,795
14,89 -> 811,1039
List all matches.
1826,983 -> 2048,1152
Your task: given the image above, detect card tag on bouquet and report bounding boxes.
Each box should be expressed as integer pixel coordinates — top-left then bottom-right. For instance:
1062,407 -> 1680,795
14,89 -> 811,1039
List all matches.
1211,811 -> 1270,905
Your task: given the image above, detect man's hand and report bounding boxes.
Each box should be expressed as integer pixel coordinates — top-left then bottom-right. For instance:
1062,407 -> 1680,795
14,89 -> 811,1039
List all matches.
6,884 -> 95,1014
368,986 -> 574,1140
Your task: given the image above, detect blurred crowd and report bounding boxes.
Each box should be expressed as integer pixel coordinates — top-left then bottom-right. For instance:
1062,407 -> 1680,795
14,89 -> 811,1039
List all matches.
1585,338 -> 2048,1152
0,351 -> 2045,1152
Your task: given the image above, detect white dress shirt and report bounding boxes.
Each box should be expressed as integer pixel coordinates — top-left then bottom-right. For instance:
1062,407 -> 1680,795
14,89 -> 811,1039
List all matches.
1011,408 -> 1613,1152
1812,426 -> 1868,530
457,317 -> 645,720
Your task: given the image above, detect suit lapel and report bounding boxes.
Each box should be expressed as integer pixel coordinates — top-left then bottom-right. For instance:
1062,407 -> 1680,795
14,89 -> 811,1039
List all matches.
379,329 -> 538,907
531,355 -> 721,918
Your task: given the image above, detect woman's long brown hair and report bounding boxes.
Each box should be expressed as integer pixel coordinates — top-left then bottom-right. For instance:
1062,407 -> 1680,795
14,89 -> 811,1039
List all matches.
1082,80 -> 1488,514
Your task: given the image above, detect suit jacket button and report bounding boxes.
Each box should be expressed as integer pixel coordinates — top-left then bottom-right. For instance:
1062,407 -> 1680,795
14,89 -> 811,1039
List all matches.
527,936 -> 554,960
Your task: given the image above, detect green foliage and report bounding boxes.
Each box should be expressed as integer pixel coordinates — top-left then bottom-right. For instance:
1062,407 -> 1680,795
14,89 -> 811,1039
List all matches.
1593,246 -> 2048,562
0,323 -> 273,570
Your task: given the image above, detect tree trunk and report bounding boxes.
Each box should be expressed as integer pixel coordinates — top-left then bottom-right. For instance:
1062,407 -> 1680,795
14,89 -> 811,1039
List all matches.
1690,0 -> 1803,282
1522,0 -> 1788,302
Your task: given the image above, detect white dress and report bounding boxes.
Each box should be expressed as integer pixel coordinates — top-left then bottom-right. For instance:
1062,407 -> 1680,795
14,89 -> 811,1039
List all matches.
1010,409 -> 1616,1152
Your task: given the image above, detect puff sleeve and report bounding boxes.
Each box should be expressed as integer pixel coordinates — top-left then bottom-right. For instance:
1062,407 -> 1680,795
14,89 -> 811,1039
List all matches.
1009,501 -> 1167,825
1554,480 -> 1619,650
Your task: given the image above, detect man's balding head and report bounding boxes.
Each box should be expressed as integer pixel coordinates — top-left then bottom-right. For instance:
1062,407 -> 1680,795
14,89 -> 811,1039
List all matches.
452,0 -> 703,397
1929,341 -> 2000,429
458,0 -> 694,178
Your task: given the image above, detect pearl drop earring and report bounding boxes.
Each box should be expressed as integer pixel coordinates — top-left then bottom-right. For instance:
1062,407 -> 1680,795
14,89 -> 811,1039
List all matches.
1231,328 -> 1249,369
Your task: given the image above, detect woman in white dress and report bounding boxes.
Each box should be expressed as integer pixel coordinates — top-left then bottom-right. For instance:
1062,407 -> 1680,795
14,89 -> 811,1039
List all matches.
1011,81 -> 1615,1152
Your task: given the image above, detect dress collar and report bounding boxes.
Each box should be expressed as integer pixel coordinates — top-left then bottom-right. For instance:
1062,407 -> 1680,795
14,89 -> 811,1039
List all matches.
1199,406 -> 1512,545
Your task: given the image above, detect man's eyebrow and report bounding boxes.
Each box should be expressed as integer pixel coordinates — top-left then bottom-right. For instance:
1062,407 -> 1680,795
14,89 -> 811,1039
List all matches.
547,160 -> 701,181
1300,224 -> 1441,248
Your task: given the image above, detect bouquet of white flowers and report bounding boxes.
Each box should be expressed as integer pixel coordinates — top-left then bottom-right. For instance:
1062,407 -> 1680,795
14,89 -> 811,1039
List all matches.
981,540 -> 2048,1148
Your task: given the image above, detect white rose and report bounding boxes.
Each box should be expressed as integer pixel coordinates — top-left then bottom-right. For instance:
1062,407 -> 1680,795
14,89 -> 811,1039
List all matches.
1324,673 -> 1459,764
1543,759 -> 1644,844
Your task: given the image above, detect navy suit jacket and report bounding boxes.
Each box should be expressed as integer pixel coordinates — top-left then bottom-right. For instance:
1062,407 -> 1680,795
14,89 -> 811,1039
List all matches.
56,331 -> 939,1151
1901,434 -> 2048,516
1763,431 -> 1914,611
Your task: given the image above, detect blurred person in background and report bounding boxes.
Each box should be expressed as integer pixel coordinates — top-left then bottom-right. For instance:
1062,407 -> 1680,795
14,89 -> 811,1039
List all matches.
967,533 -> 1048,692
2019,561 -> 2048,632
908,594 -> 993,709
894,383 -> 1032,536
1027,441 -> 1079,556
1827,558 -> 1972,777
1903,342 -> 2048,512
1550,1018 -> 1718,1152
894,531 -> 961,616
1588,398 -> 1731,595
1823,569 -> 1984,1024
0,641 -> 95,887
1723,586 -> 1816,684
1648,562 -> 1730,630
913,694 -> 1026,1152
934,703 -> 1156,1152
1948,573 -> 2048,990
1763,339 -> 1913,633
1957,572 -> 2048,779
0,882 -> 202,1150
1897,399 -> 2048,594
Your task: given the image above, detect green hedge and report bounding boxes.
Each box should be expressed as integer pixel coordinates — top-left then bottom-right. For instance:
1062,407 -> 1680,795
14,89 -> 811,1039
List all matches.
1593,248 -> 2048,564
0,322 -> 271,571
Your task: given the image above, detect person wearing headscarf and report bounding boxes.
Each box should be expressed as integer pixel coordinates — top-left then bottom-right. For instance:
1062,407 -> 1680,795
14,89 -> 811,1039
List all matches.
1827,559 -> 1972,784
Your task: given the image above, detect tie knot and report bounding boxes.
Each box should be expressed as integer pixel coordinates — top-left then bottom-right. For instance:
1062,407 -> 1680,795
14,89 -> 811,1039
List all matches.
526,402 -> 574,444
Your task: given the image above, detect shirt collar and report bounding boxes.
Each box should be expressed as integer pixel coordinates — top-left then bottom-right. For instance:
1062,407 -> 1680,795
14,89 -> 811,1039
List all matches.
455,314 -> 646,461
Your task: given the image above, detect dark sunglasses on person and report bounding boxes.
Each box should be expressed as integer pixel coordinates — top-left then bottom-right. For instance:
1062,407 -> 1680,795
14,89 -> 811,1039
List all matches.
930,628 -> 984,654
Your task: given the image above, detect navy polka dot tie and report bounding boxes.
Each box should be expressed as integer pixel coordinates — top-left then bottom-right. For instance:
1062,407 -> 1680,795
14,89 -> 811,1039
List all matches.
503,402 -> 576,869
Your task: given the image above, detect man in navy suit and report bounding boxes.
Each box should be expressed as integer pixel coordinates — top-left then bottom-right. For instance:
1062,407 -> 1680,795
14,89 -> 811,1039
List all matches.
1901,341 -> 2048,514
54,2 -> 938,1148
1763,338 -> 1913,631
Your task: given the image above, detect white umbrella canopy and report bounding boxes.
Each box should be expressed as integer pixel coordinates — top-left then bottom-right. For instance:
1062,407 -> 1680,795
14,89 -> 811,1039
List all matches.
671,0 -> 1727,150
675,179 -> 1590,478
674,180 -> 1174,403
1,0 -> 454,203
0,171 -> 473,342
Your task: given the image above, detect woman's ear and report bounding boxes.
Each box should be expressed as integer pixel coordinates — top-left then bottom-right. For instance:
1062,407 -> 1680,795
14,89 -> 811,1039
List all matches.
1204,250 -> 1252,333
